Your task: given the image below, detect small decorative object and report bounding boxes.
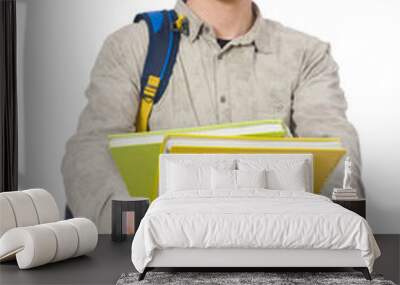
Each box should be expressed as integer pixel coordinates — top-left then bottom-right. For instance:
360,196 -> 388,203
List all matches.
332,157 -> 358,200
112,197 -> 149,242
343,156 -> 352,190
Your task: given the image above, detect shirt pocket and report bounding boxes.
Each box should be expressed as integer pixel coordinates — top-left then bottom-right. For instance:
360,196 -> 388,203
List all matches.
253,83 -> 292,119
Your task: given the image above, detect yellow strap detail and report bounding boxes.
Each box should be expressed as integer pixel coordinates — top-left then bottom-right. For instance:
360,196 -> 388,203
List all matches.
147,75 -> 160,88
174,15 -> 186,30
143,89 -> 156,97
144,86 -> 157,95
136,75 -> 160,132
136,97 -> 154,132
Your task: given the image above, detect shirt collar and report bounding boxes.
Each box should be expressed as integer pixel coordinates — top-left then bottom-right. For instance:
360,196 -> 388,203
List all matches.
174,0 -> 204,42
174,0 -> 273,53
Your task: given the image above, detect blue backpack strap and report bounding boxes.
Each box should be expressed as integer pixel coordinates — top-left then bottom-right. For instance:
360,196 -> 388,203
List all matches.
134,10 -> 186,132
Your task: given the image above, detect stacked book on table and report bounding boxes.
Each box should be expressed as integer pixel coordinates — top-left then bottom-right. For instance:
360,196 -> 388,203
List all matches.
108,119 -> 346,200
332,188 -> 358,200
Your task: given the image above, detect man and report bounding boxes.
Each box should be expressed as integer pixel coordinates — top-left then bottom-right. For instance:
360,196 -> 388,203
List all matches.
62,0 -> 362,233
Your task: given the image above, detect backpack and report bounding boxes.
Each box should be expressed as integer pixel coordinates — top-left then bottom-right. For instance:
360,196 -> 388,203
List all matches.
134,10 -> 188,132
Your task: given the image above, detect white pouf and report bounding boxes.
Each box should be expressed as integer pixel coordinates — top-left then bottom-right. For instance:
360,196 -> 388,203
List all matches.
0,218 -> 98,269
0,189 -> 98,269
1,191 -> 39,227
24,188 -> 60,223
0,189 -> 59,236
0,196 -> 17,237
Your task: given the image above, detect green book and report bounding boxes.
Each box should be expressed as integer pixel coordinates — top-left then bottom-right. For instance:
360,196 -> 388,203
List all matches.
108,120 -> 289,200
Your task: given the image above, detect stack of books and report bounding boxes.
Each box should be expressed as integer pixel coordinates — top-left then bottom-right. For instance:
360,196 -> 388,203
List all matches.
163,134 -> 346,195
332,188 -> 358,200
108,119 -> 289,200
108,119 -> 346,200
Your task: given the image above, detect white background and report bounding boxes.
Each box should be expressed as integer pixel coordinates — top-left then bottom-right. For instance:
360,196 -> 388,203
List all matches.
16,0 -> 400,233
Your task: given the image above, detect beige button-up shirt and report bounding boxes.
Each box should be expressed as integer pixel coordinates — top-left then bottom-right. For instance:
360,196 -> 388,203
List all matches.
62,0 -> 362,233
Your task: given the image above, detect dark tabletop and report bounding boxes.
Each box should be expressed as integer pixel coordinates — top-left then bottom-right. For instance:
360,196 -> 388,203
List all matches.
0,235 -> 134,285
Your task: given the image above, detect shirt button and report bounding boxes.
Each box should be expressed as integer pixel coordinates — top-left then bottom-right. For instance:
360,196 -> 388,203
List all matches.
220,96 -> 226,103
217,54 -> 223,60
203,26 -> 210,34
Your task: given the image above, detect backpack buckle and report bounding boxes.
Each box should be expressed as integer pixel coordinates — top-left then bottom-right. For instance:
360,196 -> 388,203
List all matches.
142,75 -> 160,102
171,15 -> 189,36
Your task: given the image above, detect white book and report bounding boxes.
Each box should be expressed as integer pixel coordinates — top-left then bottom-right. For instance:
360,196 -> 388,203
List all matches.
333,191 -> 357,195
332,196 -> 360,201
333,191 -> 358,194
333,188 -> 357,193
332,195 -> 358,200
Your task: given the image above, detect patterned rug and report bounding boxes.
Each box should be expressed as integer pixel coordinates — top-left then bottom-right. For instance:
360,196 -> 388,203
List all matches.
117,271 -> 396,285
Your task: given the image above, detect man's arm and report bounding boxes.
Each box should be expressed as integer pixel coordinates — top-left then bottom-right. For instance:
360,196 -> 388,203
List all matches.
61,23 -> 148,233
292,41 -> 363,196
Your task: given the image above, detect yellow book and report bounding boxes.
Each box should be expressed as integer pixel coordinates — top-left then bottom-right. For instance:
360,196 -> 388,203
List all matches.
162,134 -> 346,193
109,120 -> 288,200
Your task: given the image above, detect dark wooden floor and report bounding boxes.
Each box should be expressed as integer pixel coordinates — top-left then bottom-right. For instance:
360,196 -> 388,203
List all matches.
373,234 -> 400,284
0,235 -> 398,284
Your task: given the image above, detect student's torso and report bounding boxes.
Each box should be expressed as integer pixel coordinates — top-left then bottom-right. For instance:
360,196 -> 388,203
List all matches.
149,31 -> 298,131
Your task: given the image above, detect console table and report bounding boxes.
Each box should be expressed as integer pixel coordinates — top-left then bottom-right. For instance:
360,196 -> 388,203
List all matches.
332,198 -> 366,219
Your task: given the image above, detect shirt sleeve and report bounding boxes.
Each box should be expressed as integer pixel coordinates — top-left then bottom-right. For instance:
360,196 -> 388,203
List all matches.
61,23 -> 148,233
292,41 -> 364,196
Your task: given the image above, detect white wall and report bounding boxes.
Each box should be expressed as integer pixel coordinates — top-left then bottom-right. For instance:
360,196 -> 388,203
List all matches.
17,0 -> 400,233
